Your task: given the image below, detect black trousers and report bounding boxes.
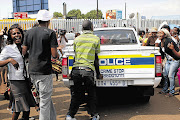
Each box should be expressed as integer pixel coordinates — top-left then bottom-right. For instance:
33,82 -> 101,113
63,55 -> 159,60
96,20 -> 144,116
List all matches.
68,69 -> 97,117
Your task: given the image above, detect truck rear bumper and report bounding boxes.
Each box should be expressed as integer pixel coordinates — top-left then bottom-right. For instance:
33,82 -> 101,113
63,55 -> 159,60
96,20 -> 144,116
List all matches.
63,78 -> 71,88
63,77 -> 162,88
153,77 -> 161,88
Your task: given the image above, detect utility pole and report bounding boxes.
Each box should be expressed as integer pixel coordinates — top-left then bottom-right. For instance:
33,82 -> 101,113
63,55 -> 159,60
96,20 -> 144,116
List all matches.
41,0 -> 43,9
63,2 -> 67,19
97,0 -> 98,19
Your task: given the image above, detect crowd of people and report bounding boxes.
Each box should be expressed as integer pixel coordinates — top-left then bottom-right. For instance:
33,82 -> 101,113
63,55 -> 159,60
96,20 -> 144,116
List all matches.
0,10 -> 101,120
138,24 -> 180,97
0,8 -> 180,120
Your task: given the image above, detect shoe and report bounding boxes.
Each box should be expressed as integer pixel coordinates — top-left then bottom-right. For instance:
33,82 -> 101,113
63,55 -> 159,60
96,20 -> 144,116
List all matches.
66,115 -> 76,120
92,114 -> 100,120
165,93 -> 174,97
174,89 -> 180,95
158,91 -> 166,95
175,89 -> 180,93
29,117 -> 35,120
19,117 -> 35,120
7,107 -> 11,111
36,107 -> 40,112
174,92 -> 179,95
7,107 -> 12,113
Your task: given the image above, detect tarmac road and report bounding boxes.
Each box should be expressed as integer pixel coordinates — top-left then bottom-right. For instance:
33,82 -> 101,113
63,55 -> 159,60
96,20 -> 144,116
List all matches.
0,74 -> 180,120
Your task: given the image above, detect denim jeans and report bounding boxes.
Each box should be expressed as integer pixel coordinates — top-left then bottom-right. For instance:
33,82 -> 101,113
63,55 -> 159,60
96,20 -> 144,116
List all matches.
68,69 -> 97,117
162,60 -> 179,94
31,74 -> 56,120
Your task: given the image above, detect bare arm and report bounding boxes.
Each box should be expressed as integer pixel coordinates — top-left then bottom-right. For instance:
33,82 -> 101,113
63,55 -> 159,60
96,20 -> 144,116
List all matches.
0,58 -> 11,67
57,45 -> 64,56
171,48 -> 180,58
168,42 -> 180,58
94,53 -> 103,79
0,29 -> 4,36
155,43 -> 159,47
59,49 -> 63,56
22,46 -> 28,56
0,58 -> 19,69
142,41 -> 146,46
51,47 -> 58,58
63,35 -> 68,43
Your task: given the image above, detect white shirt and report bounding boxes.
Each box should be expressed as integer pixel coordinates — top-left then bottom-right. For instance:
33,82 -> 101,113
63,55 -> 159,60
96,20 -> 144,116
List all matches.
155,38 -> 161,44
0,44 -> 25,80
60,36 -> 67,50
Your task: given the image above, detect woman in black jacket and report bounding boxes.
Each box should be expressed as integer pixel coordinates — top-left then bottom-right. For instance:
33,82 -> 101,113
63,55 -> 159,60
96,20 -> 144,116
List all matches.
158,28 -> 180,97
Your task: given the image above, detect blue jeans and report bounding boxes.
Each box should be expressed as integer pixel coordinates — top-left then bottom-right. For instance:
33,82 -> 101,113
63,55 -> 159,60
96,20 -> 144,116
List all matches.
162,60 -> 179,94
31,74 -> 56,120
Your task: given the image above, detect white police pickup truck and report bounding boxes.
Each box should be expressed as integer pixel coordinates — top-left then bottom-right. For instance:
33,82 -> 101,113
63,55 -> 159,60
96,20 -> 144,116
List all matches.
62,27 -> 162,102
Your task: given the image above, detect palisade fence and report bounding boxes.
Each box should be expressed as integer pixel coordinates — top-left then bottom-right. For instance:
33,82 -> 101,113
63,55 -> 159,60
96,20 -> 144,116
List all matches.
0,19 -> 180,33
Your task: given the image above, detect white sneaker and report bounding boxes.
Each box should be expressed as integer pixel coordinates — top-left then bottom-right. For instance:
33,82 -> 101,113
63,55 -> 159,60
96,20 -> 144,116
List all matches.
29,117 -> 35,120
92,114 -> 100,120
66,115 -> 77,120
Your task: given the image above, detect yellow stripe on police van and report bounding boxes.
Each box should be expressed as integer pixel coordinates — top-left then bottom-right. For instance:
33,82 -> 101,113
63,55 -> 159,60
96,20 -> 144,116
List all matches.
98,54 -> 154,59
100,65 -> 154,69
69,66 -> 72,70
69,56 -> 74,59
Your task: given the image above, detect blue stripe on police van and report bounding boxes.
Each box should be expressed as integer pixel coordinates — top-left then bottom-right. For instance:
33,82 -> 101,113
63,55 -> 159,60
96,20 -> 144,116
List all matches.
69,57 -> 154,66
99,57 -> 154,66
69,59 -> 74,66
130,58 -> 154,65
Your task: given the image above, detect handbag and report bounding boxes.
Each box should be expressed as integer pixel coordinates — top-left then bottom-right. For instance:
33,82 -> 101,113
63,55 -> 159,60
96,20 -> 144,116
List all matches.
22,56 -> 33,90
51,58 -> 62,74
23,57 -> 37,107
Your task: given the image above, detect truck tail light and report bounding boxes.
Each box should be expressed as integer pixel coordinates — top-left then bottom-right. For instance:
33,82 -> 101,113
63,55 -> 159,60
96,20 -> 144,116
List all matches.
155,55 -> 162,77
62,57 -> 68,78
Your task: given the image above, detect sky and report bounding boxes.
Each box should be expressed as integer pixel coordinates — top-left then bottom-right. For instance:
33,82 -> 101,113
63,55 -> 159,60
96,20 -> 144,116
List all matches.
0,0 -> 180,19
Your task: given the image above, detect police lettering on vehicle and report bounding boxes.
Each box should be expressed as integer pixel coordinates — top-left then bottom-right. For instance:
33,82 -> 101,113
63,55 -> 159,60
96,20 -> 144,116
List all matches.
99,58 -> 131,66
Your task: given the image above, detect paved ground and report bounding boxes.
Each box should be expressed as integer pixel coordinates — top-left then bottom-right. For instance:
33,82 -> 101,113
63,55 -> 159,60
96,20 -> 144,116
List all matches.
0,75 -> 180,120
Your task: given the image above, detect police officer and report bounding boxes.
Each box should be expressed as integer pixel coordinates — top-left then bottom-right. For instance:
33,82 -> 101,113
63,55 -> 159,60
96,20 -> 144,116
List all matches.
66,20 -> 102,120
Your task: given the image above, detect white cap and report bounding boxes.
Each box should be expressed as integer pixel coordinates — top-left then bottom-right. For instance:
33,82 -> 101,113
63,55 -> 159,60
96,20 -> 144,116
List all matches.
36,9 -> 52,21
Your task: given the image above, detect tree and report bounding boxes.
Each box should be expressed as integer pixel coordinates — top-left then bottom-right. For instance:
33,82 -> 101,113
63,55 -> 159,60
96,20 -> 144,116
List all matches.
81,14 -> 85,19
67,9 -> 82,19
53,12 -> 63,18
53,9 -> 103,19
85,10 -> 103,19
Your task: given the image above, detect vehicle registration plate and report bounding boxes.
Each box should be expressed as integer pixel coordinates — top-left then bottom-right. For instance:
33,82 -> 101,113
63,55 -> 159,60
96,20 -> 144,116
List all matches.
96,80 -> 127,87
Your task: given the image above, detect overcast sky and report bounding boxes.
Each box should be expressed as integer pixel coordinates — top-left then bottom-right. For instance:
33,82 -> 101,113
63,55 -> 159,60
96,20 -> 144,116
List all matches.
0,0 -> 180,19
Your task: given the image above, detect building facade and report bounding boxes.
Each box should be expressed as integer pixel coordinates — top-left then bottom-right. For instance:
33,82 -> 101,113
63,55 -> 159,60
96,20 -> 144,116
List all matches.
13,0 -> 48,14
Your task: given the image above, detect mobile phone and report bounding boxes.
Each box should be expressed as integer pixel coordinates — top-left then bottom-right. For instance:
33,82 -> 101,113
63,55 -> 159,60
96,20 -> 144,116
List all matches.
3,27 -> 7,35
4,27 -> 7,31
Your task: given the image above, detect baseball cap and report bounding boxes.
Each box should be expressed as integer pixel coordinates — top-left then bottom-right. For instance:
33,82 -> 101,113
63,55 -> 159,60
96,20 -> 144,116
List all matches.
36,9 -> 52,21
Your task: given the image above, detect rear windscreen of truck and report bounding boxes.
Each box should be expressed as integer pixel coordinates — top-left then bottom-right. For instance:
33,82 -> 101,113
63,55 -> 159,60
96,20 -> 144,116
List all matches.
94,30 -> 137,45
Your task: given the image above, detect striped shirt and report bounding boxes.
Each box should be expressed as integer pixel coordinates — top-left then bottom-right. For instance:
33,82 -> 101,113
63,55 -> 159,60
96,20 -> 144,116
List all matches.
73,30 -> 100,71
